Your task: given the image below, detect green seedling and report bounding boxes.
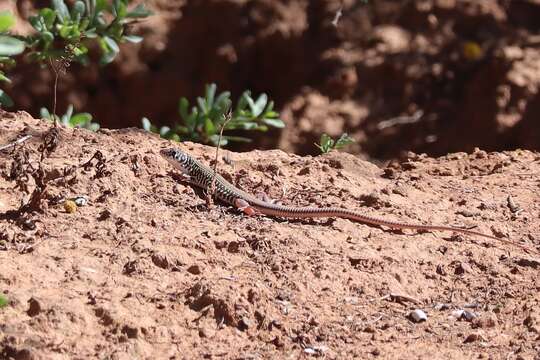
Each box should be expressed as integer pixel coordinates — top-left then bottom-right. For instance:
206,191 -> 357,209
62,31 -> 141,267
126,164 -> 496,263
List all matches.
316,133 -> 355,154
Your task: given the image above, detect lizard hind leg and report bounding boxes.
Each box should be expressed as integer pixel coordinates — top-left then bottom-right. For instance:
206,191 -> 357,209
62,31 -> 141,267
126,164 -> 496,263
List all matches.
234,198 -> 259,216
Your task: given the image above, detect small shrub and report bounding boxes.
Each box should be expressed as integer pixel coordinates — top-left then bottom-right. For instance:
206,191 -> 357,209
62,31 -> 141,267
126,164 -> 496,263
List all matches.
26,0 -> 152,65
143,83 -> 285,146
0,1 -> 152,107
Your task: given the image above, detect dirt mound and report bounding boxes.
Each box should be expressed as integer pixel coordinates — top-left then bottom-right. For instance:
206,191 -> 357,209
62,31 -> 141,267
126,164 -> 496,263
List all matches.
1,112 -> 539,359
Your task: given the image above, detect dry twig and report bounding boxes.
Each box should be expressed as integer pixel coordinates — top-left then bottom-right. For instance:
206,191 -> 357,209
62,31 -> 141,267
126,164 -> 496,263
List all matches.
0,135 -> 32,152
206,111 -> 232,208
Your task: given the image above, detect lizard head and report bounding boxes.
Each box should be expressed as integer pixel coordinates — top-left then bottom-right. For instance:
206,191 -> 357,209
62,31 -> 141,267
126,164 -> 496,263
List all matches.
160,148 -> 191,174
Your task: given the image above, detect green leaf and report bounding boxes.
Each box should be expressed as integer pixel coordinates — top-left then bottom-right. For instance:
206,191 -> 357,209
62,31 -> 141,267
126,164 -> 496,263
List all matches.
250,93 -> 267,117
236,90 -> 250,112
123,35 -> 143,43
59,24 -> 81,39
187,107 -> 199,130
0,89 -> 13,107
335,133 -> 355,149
159,126 -> 171,136
179,97 -> 190,122
204,117 -> 216,136
214,91 -> 231,108
141,117 -> 152,131
70,113 -> 93,127
40,107 -> 52,119
84,28 -> 97,38
100,36 -> 119,64
0,11 -> 16,32
208,134 -> 228,147
0,71 -> 10,83
28,16 -> 43,32
230,121 -> 260,130
65,104 -> 74,120
127,4 -> 152,18
71,1 -> 86,23
0,35 -> 25,56
79,18 -> 90,31
316,133 -> 334,154
222,135 -> 252,143
41,31 -> 55,44
87,122 -> 100,131
41,8 -> 57,29
112,0 -> 128,19
261,118 -> 285,128
265,110 -> 279,118
52,0 -> 71,23
197,96 -> 208,114
0,294 -> 8,308
103,36 -> 119,53
205,83 -> 217,108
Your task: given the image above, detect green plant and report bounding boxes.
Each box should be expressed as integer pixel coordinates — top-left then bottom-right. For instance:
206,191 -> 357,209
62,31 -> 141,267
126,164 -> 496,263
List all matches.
0,11 -> 26,106
315,133 -> 355,154
41,104 -> 99,131
26,0 -> 152,65
0,1 -> 152,107
142,83 -> 285,146
0,294 -> 7,308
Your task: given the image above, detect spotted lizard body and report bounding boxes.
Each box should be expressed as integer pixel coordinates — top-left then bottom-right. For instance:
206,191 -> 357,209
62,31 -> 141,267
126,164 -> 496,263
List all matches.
160,148 -> 536,254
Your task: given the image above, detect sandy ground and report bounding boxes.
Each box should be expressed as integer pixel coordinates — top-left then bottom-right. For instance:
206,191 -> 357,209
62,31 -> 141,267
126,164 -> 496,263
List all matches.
1,112 -> 540,359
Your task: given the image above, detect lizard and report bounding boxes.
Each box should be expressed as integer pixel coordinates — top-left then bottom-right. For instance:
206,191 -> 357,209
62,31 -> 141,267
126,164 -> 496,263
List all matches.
160,147 -> 537,254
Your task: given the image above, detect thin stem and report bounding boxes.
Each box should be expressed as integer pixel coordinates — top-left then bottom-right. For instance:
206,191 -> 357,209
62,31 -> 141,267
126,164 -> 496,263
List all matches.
209,111 -> 232,200
49,57 -> 59,127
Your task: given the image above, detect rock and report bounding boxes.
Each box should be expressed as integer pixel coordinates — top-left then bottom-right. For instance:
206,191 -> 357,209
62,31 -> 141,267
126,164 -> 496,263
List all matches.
409,309 -> 427,323
187,264 -> 202,275
472,313 -> 498,329
151,253 -> 169,269
26,297 -> 42,317
464,332 -> 486,343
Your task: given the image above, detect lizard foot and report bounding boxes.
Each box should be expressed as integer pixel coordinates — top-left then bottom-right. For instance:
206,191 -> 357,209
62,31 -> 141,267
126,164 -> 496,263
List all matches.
234,199 -> 259,216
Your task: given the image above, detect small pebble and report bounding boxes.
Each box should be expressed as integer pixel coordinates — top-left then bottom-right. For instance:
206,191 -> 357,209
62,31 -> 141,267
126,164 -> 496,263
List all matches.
464,332 -> 486,343
187,265 -> 202,275
434,303 -> 450,311
64,200 -> 77,214
463,310 -> 478,321
72,196 -> 88,206
451,309 -> 477,322
451,309 -> 464,319
409,309 -> 427,323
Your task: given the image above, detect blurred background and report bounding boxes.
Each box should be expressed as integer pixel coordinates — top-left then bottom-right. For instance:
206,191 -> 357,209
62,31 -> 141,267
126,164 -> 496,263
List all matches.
2,0 -> 540,160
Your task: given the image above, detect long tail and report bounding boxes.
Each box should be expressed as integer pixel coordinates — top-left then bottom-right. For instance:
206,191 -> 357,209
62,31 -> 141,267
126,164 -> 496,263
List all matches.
249,203 -> 539,255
